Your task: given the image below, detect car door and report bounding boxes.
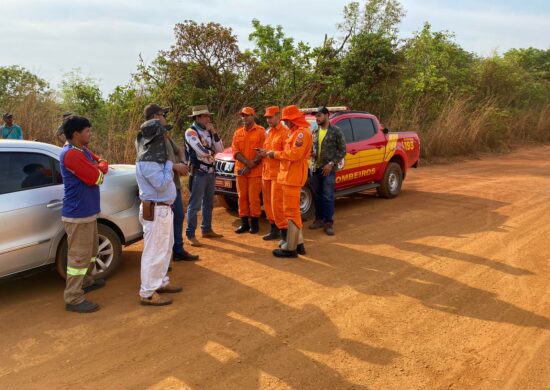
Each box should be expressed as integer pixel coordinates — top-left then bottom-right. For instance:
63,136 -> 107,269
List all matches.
349,117 -> 386,183
332,117 -> 365,189
0,151 -> 64,277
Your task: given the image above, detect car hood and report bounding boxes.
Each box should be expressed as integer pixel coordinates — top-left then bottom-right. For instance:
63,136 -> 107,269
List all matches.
216,148 -> 234,161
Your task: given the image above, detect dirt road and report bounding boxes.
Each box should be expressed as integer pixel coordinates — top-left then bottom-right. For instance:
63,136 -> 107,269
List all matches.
1,146 -> 549,389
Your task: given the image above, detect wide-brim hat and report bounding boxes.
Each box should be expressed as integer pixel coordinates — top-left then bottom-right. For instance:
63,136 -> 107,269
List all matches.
281,105 -> 310,128
189,105 -> 214,117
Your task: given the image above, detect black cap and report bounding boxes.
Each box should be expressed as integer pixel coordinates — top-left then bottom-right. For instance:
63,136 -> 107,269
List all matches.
315,106 -> 330,115
3,112 -> 13,119
144,104 -> 170,120
62,111 -> 72,118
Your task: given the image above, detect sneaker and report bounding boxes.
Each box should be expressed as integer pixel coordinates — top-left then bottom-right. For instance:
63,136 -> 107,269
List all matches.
157,284 -> 183,294
83,278 -> 106,293
66,299 -> 100,313
324,224 -> 335,236
309,220 -> 325,230
202,230 -> 224,238
173,250 -> 199,261
140,292 -> 173,306
187,237 -> 203,247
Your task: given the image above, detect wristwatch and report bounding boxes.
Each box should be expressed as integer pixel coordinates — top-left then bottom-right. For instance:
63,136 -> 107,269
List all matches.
328,161 -> 334,166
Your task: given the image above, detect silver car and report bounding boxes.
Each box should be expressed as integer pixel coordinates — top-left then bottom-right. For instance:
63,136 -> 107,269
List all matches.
0,140 -> 142,279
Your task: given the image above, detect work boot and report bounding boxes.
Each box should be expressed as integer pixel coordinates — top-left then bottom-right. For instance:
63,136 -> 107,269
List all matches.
202,230 -> 224,238
324,223 -> 335,236
156,284 -> 183,294
140,292 -> 172,306
83,278 -> 106,293
272,248 -> 298,258
297,230 -> 306,255
66,299 -> 100,313
278,229 -> 288,248
274,220 -> 299,258
235,217 -> 250,234
187,237 -> 203,247
309,219 -> 325,230
249,217 -> 260,234
173,250 -> 199,262
262,223 -> 280,241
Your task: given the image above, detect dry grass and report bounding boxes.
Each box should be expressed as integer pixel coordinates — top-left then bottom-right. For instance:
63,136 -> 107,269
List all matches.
4,94 -> 549,164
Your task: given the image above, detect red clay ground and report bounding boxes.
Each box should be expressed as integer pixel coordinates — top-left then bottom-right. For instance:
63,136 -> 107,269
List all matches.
1,145 -> 549,389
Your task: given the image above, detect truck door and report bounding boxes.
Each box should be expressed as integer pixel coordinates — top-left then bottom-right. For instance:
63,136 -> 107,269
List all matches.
347,117 -> 385,184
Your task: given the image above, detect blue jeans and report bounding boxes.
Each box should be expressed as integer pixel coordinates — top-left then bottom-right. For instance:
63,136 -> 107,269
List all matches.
173,189 -> 185,254
311,170 -> 336,225
186,171 -> 215,239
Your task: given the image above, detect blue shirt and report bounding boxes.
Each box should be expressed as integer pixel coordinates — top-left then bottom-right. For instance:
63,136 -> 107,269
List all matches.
60,144 -> 101,218
136,160 -> 176,204
1,124 -> 23,140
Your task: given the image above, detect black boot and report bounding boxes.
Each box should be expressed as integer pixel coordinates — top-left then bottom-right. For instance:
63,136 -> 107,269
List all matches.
272,248 -> 298,258
235,217 -> 250,234
262,223 -> 280,241
297,244 -> 306,255
249,217 -> 260,234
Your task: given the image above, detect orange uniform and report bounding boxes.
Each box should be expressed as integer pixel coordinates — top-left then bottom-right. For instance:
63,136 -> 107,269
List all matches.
232,123 -> 266,217
274,125 -> 313,229
262,122 -> 288,229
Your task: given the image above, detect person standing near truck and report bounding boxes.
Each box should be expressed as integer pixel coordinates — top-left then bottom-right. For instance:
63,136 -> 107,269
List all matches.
309,106 -> 346,236
232,107 -> 265,234
184,105 -> 225,247
261,106 -> 288,241
261,105 -> 312,258
0,112 -> 23,140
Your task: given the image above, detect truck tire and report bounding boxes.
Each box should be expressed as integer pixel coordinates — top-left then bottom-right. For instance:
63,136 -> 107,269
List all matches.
300,185 -> 315,221
377,162 -> 403,199
218,195 -> 239,212
56,224 -> 123,280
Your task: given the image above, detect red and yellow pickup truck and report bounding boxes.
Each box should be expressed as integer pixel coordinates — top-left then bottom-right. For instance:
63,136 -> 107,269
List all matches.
214,108 -> 420,218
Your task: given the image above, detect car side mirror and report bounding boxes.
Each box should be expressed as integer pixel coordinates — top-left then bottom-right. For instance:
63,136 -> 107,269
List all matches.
383,128 -> 389,135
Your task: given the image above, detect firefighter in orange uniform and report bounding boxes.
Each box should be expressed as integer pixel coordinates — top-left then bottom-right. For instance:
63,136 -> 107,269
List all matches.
232,107 -> 266,234
261,106 -> 288,241
262,105 -> 312,258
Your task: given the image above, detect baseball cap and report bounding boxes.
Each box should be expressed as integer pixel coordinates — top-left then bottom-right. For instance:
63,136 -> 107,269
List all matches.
3,112 -> 13,119
240,107 -> 255,116
144,104 -> 170,120
314,106 -> 330,115
62,111 -> 72,118
264,106 -> 280,117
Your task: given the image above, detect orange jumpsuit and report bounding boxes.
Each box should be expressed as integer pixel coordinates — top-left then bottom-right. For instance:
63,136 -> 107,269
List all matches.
262,122 -> 288,229
232,123 -> 266,218
274,125 -> 313,229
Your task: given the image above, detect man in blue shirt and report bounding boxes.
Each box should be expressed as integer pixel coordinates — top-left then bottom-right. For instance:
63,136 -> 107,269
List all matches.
136,108 -> 183,306
0,113 -> 23,140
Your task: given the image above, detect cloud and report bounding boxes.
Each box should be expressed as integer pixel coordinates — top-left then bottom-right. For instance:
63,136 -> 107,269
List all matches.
0,0 -> 547,94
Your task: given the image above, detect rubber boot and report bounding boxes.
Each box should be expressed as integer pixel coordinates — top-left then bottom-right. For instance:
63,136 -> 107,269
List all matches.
278,228 -> 287,248
263,223 -> 280,241
273,221 -> 298,258
249,217 -> 260,234
235,217 -> 250,234
297,229 -> 306,255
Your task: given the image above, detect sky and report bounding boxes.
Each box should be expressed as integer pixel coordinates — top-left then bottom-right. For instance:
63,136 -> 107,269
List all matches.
1,0 -> 549,95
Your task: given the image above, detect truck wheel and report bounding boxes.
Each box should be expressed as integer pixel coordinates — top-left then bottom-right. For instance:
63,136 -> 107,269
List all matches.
55,224 -> 123,280
219,195 -> 239,212
377,162 -> 403,199
300,185 -> 315,221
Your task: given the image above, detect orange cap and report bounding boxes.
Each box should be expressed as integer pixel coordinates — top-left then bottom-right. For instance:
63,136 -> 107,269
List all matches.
264,106 -> 280,117
240,107 -> 255,116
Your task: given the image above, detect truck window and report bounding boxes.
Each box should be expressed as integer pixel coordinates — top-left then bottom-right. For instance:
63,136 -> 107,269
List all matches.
333,118 -> 353,143
350,118 -> 377,141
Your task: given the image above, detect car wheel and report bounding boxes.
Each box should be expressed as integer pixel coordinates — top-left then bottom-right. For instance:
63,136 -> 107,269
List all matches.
55,223 -> 123,280
377,162 -> 403,199
300,185 -> 315,221
218,194 -> 239,212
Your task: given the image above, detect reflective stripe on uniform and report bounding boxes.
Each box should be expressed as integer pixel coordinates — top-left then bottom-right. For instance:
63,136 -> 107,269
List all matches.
67,266 -> 88,276
95,171 -> 104,185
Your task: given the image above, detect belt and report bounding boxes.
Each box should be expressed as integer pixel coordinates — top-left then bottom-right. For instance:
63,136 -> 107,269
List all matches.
153,202 -> 172,207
